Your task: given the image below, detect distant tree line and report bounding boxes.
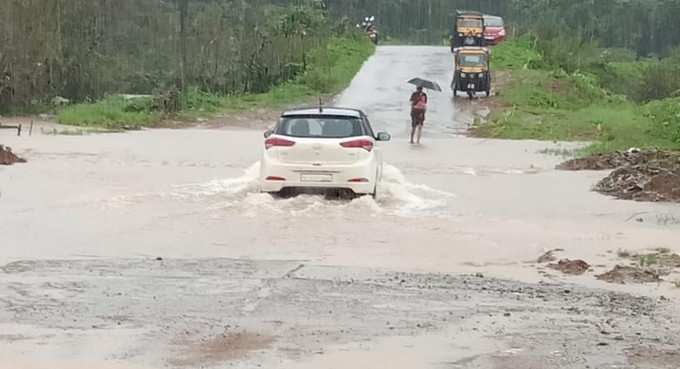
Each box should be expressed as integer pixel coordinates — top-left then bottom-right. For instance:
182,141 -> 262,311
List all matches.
325,0 -> 680,56
2,0 -> 679,110
0,0 -> 334,110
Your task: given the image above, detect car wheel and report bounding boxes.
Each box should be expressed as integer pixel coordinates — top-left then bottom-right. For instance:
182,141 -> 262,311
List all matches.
274,188 -> 295,199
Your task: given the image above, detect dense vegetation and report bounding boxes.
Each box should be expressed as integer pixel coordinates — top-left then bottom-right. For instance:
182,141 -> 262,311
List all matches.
56,37 -> 374,129
2,0 -> 680,141
475,37 -> 680,153
326,0 -> 680,55
4,0 -> 680,111
1,0 -> 359,113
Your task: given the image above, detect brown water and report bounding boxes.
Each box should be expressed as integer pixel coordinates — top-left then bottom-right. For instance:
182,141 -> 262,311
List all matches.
2,46 -> 680,369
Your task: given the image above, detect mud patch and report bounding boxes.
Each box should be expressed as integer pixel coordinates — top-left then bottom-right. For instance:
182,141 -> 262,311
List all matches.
596,265 -> 661,284
558,150 -> 680,203
557,150 -> 675,171
172,332 -> 274,367
548,259 -> 590,275
597,163 -> 680,202
0,145 -> 26,165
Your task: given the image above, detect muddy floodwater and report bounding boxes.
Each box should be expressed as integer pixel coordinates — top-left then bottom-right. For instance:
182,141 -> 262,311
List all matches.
2,46 -> 680,369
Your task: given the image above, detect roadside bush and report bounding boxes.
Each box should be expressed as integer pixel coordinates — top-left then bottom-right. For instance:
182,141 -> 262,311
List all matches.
302,68 -> 336,93
643,97 -> 680,144
535,35 -> 600,74
122,97 -> 154,113
568,72 -> 608,102
589,61 -> 647,101
57,96 -> 160,129
491,36 -> 542,70
181,88 -> 223,112
639,62 -> 680,102
599,48 -> 637,63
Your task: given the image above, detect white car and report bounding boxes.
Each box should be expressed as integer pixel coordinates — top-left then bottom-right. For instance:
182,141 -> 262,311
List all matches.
260,107 -> 391,197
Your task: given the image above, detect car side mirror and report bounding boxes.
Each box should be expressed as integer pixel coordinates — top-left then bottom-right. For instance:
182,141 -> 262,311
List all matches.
264,129 -> 273,138
376,132 -> 391,142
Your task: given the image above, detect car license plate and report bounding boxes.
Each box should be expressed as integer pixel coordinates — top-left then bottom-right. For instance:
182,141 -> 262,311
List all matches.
301,173 -> 332,182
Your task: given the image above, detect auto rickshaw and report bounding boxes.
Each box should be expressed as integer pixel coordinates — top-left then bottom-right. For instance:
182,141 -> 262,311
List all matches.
451,10 -> 486,51
451,47 -> 491,99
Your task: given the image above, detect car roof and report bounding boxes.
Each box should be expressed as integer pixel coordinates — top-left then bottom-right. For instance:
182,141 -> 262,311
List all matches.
281,107 -> 364,118
483,15 -> 503,20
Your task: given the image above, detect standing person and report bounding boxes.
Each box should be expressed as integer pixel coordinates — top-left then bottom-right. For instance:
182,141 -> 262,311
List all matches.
410,86 -> 428,144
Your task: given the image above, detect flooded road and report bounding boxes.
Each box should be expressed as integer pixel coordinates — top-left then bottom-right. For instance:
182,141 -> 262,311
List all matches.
2,46 -> 680,368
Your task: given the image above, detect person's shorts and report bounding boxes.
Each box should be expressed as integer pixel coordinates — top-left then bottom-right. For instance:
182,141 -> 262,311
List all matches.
411,109 -> 425,127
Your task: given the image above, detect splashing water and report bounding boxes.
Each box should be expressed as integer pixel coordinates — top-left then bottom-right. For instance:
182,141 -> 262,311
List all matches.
107,162 -> 456,218
169,162 -> 261,199
377,164 -> 456,216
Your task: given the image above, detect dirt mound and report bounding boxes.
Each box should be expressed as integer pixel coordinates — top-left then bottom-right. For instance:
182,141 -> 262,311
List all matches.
558,150 -> 680,203
596,265 -> 661,284
596,161 -> 680,202
0,145 -> 26,165
556,150 -> 672,171
548,259 -> 591,275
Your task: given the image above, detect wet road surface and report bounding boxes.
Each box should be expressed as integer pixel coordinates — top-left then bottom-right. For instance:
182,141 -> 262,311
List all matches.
2,46 -> 680,368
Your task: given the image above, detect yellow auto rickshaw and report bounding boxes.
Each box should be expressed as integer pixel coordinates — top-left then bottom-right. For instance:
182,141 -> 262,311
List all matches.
451,47 -> 491,99
451,10 -> 486,51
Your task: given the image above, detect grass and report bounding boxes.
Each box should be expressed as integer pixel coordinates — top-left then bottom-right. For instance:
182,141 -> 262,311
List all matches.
639,254 -> 659,268
57,96 -> 160,129
222,36 -> 374,111
491,36 -> 542,71
57,36 -> 374,129
474,38 -> 680,154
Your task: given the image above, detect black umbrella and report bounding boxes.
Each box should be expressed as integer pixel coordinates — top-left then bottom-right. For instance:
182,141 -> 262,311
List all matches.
408,78 -> 442,92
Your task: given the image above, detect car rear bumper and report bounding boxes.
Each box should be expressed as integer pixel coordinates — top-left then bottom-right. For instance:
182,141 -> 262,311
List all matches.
260,159 -> 377,194
484,35 -> 505,44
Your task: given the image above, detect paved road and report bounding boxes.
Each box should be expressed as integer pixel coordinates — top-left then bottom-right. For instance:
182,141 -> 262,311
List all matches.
1,46 -> 680,368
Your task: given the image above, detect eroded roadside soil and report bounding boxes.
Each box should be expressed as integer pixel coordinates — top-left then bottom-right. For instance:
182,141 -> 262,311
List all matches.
559,150 -> 680,203
0,145 -> 25,165
1,258 -> 679,369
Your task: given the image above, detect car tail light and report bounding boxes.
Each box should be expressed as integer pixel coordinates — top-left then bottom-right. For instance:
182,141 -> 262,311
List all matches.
348,178 -> 369,183
340,139 -> 374,152
499,29 -> 506,36
265,137 -> 295,150
266,176 -> 286,181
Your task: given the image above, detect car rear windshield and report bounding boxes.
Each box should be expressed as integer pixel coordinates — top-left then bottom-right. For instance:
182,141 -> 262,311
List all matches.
276,115 -> 366,138
458,19 -> 483,28
484,17 -> 503,27
459,54 -> 486,66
